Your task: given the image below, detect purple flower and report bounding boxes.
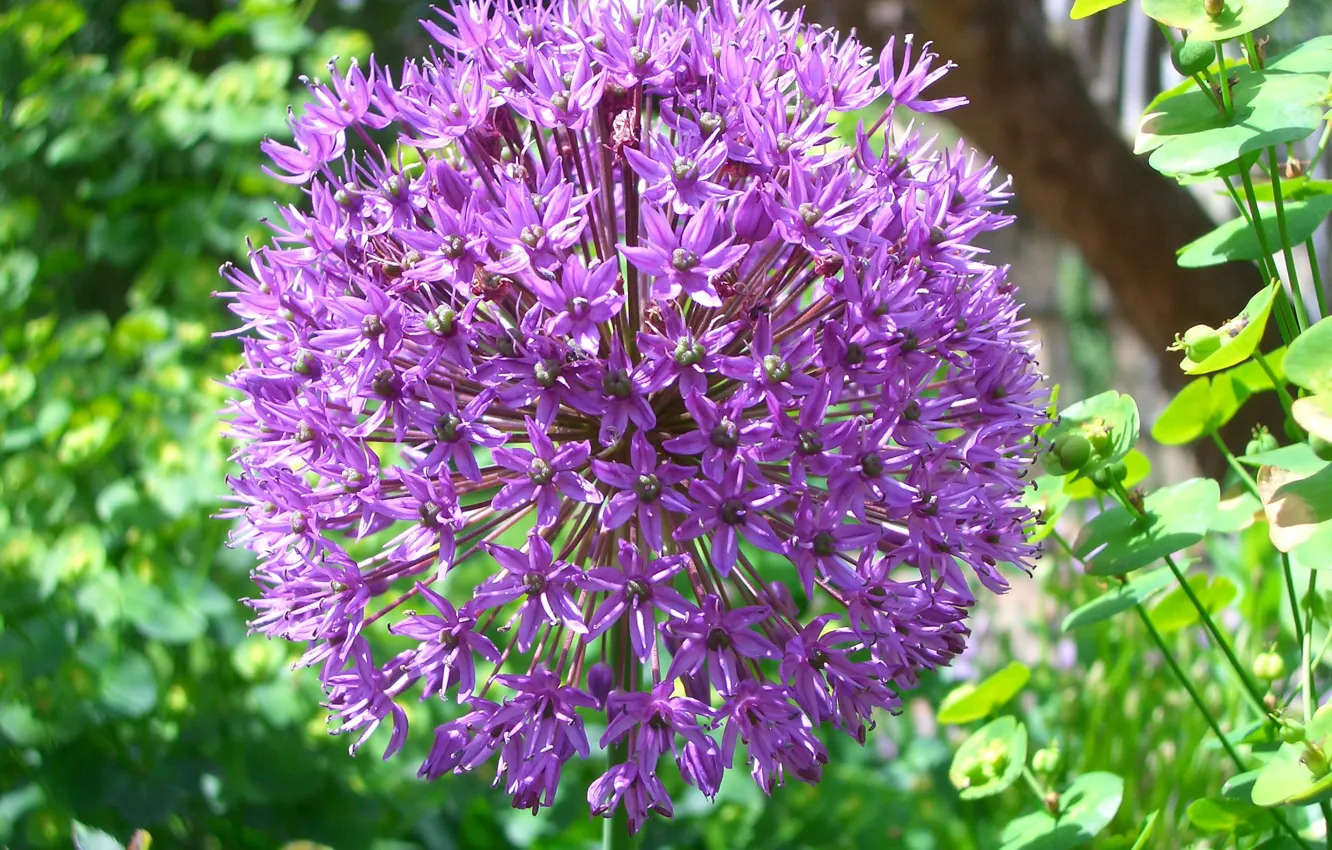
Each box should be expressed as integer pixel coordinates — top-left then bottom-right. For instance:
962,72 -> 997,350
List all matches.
674,460 -> 785,574
221,0 -> 1044,831
578,540 -> 696,661
664,595 -> 780,693
473,534 -> 587,651
592,432 -> 693,551
492,418 -> 601,528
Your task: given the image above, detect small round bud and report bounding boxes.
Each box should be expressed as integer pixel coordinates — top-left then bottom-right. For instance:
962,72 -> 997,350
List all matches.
1312,435 -> 1332,462
1281,721 -> 1307,745
1106,460 -> 1128,483
1303,744 -> 1331,779
1246,427 -> 1279,457
1032,745 -> 1061,775
1204,0 -> 1225,18
1182,324 -> 1223,362
1253,651 -> 1286,681
1172,38 -> 1215,77
1052,433 -> 1092,472
1081,418 -> 1114,458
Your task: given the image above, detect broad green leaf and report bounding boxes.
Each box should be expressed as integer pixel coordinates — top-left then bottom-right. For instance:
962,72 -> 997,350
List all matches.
1186,796 -> 1262,835
1046,391 -> 1140,476
1129,811 -> 1159,850
1060,568 -> 1174,632
999,772 -> 1125,850
1290,521 -> 1332,573
1179,198 -> 1332,268
1258,463 -> 1332,552
1229,346 -> 1286,392
1285,316 -> 1332,393
937,661 -> 1031,724
99,651 -> 158,718
1252,750 -> 1332,807
1184,281 -> 1279,374
1138,65 -> 1327,175
1064,450 -> 1151,500
1074,478 -> 1221,575
72,822 -> 125,850
1293,395 -> 1332,442
1246,176 -> 1332,203
1223,769 -> 1263,800
1211,486 -> 1262,533
1070,0 -> 1127,18
1153,377 -> 1244,444
949,715 -> 1028,799
1239,443 -> 1325,474
1269,35 -> 1332,75
1150,573 -> 1238,634
1142,0 -> 1288,41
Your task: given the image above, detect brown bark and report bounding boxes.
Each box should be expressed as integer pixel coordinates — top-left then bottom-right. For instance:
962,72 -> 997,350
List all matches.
813,0 -> 1275,471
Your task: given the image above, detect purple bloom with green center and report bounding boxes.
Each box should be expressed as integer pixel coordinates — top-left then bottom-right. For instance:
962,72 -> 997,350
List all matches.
221,0 -> 1045,831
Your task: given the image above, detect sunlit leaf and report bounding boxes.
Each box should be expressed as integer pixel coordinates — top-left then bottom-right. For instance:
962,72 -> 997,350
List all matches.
1142,0 -> 1288,40
1179,199 -> 1332,268
1070,0 -> 1127,18
1149,573 -> 1238,634
949,716 -> 1028,800
1184,281 -> 1279,374
1074,479 -> 1221,575
1285,316 -> 1332,393
938,662 -> 1031,725
1258,463 -> 1332,552
1060,568 -> 1174,633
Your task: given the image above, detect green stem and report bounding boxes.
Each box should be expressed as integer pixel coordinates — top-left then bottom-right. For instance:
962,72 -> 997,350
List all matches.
1215,42 -> 1234,115
1310,120 -> 1332,175
1308,237 -> 1328,323
1137,606 -> 1312,849
1238,167 -> 1303,345
1284,551 -> 1308,662
1021,766 -> 1046,802
1108,480 -> 1270,714
1305,568 -> 1319,725
1255,350 -> 1297,422
1322,801 -> 1332,850
1211,431 -> 1260,495
1268,148 -> 1311,332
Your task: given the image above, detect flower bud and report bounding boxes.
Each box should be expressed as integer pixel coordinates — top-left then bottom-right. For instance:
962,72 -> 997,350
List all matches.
1182,324 -> 1223,362
586,662 -> 613,709
1080,418 -> 1114,458
1052,433 -> 1092,472
1303,743 -> 1331,779
732,188 -> 773,242
1245,427 -> 1278,457
1032,745 -> 1061,775
1253,651 -> 1286,681
1204,0 -> 1225,18
1171,38 -> 1215,77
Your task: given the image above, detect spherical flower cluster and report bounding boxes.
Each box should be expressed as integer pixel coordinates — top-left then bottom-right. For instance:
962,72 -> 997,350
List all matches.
219,0 -> 1045,831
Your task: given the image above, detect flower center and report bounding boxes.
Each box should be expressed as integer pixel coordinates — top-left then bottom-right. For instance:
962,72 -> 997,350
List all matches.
523,572 -> 547,593
719,497 -> 746,525
362,314 -> 386,337
812,531 -> 837,557
699,111 -> 725,135
860,453 -> 884,478
796,429 -> 823,456
809,648 -> 828,670
633,473 -> 661,501
709,419 -> 740,450
671,248 -> 699,272
671,156 -> 698,181
797,203 -> 822,226
419,500 -> 441,526
435,413 -> 463,443
372,368 -> 397,398
550,91 -> 570,112
520,224 -> 547,247
844,343 -> 866,365
567,295 -> 592,318
762,353 -> 791,383
673,338 -> 706,366
706,627 -> 732,650
342,470 -> 365,493
528,458 -> 554,485
425,305 -> 457,336
534,358 -> 562,388
626,579 -> 652,602
602,368 -> 633,398
776,132 -> 794,153
442,235 -> 466,259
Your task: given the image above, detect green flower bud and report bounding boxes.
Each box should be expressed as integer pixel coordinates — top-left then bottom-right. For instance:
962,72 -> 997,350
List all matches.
1053,433 -> 1092,472
1246,427 -> 1279,457
1253,651 -> 1286,681
1303,743 -> 1331,779
1182,324 -> 1223,362
1171,38 -> 1215,77
1031,745 -> 1061,775
1311,435 -> 1332,462
1204,0 -> 1225,18
1081,417 -> 1114,457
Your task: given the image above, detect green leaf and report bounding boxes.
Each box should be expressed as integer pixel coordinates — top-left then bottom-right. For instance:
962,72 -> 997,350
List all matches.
1060,568 -> 1175,632
1186,796 -> 1262,835
1179,198 -> 1332,268
0,249 -> 38,312
1184,281 -> 1279,374
1070,0 -> 1127,18
949,715 -> 1028,800
1253,704 -> 1332,806
1142,0 -> 1288,41
1239,443 -> 1326,474
1153,377 -> 1245,444
1285,316 -> 1332,393
1293,395 -> 1332,442
999,773 -> 1125,850
1045,391 -> 1140,477
1268,35 -> 1332,75
1223,769 -> 1262,800
1137,64 -> 1326,175
99,651 -> 158,718
1291,521 -> 1332,573
1074,478 -> 1221,575
937,661 -> 1031,724
1129,811 -> 1159,850
1246,176 -> 1332,202
1211,487 -> 1263,533
1149,573 -> 1238,634
72,822 -> 125,850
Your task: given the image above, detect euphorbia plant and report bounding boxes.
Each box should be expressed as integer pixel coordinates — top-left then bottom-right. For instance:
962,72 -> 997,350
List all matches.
217,0 -> 1046,840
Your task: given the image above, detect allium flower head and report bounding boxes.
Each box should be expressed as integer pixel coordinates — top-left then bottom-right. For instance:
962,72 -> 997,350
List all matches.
219,0 -> 1045,832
